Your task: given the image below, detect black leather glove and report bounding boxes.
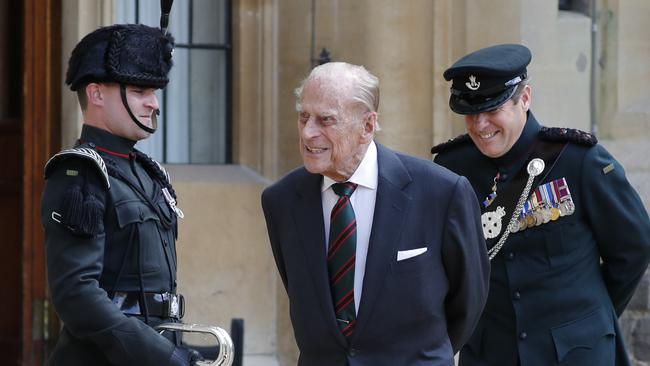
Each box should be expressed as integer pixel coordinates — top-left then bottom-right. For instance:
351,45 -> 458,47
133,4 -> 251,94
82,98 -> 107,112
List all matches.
169,346 -> 205,366
187,347 -> 204,366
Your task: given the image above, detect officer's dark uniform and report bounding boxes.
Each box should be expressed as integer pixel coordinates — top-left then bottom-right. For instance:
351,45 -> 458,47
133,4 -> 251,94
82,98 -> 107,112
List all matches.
432,44 -> 650,366
41,24 -> 194,365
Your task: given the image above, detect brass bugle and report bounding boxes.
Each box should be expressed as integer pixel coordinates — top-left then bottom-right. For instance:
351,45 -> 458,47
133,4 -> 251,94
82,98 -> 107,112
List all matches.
156,322 -> 235,366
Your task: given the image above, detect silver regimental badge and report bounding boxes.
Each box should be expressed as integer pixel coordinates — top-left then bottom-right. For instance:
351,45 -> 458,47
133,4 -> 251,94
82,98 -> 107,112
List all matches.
170,295 -> 179,317
527,158 -> 545,177
466,75 -> 480,90
162,187 -> 185,219
481,206 -> 506,239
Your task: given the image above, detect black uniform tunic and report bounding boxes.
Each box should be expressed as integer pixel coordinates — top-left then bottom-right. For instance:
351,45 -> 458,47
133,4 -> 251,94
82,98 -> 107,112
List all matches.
41,125 -> 181,365
433,113 -> 650,366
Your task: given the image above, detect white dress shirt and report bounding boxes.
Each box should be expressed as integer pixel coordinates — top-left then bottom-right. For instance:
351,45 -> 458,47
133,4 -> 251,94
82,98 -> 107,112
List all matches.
321,140 -> 378,313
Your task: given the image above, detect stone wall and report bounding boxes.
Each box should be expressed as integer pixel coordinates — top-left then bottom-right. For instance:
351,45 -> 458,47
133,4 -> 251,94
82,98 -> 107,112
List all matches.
597,0 -> 650,139
577,0 -> 650,359
56,1 -> 649,365
623,271 -> 650,366
602,138 -> 650,366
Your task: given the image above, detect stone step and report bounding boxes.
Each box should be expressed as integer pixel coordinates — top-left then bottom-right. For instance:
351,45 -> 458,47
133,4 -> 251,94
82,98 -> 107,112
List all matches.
243,354 -> 279,366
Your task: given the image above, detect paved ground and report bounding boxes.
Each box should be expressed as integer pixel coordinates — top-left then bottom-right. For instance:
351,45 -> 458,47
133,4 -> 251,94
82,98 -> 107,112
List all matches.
244,355 -> 279,366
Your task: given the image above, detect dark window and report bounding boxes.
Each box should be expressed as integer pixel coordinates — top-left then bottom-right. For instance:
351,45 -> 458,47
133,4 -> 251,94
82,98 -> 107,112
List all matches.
559,0 -> 591,16
0,0 -> 21,120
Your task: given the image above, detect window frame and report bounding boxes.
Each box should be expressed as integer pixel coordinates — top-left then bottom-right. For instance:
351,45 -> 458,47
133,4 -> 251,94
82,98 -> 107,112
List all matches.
127,0 -> 233,164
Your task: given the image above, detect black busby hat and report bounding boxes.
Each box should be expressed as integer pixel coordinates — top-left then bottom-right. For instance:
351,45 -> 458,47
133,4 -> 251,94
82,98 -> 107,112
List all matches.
443,44 -> 531,115
65,24 -> 174,91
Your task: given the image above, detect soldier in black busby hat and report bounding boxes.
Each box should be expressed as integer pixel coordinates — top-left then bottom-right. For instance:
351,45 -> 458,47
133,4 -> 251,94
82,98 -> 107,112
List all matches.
41,4 -> 204,365
432,43 -> 650,365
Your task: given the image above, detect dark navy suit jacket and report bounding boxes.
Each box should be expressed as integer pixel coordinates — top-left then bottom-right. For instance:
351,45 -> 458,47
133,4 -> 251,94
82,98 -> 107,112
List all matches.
262,143 -> 490,366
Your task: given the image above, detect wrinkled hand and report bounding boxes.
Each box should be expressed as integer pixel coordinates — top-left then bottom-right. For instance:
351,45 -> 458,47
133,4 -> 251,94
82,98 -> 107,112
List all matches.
169,346 -> 205,366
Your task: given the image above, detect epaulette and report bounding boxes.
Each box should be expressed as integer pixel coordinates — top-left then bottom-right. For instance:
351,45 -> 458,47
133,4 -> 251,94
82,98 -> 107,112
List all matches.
44,147 -> 110,189
44,147 -> 107,236
431,134 -> 472,155
538,127 -> 598,147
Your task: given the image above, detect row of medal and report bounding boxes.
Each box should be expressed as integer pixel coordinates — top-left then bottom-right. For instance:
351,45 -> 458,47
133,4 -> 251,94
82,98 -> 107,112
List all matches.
511,177 -> 575,233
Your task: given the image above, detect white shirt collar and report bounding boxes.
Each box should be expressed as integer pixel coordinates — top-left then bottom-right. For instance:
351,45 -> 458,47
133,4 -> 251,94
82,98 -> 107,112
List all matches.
321,140 -> 378,192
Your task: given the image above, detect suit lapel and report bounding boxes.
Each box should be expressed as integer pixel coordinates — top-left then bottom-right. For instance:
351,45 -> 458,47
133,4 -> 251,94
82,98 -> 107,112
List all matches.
292,171 -> 348,347
353,144 -> 412,340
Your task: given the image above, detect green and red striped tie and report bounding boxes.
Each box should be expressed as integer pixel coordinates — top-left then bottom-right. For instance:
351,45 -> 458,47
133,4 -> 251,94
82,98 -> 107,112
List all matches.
328,182 -> 358,337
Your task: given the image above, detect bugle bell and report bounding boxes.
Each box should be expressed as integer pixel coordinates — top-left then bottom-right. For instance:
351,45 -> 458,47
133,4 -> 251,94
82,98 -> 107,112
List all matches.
156,322 -> 234,366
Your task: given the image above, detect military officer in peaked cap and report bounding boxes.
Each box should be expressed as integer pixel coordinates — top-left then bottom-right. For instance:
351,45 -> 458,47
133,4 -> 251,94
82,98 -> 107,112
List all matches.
40,19 -> 203,366
432,44 -> 650,366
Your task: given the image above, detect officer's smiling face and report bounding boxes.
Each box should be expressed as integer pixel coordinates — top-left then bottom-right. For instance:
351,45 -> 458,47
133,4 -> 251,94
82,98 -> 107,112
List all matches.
464,85 -> 531,158
296,76 -> 375,182
96,83 -> 159,141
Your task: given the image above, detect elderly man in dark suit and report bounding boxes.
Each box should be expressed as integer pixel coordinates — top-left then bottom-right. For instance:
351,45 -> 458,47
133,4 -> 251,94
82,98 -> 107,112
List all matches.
261,62 -> 490,366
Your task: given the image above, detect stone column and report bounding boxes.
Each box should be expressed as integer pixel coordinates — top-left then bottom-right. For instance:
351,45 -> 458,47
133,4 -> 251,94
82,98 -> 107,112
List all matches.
275,0 -> 437,166
60,0 -> 114,148
354,0 -> 435,159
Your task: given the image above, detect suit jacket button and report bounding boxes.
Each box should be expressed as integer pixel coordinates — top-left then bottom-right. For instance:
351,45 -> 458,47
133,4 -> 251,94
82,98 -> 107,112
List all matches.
507,252 -> 515,260
348,348 -> 357,357
519,332 -> 527,340
513,291 -> 521,300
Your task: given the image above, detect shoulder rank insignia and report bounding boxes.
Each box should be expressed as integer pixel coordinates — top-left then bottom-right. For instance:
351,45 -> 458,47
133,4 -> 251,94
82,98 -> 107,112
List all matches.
539,127 -> 597,147
602,163 -> 615,175
45,147 -> 110,189
431,133 -> 472,155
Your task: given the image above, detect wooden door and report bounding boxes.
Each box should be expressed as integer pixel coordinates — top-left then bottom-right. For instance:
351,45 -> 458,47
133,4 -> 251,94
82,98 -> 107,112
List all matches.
20,0 -> 61,364
0,118 -> 21,364
0,0 -> 24,363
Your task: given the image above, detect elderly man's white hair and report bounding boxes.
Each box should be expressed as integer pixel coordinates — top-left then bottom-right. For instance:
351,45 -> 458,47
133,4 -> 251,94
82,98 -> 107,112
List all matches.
294,62 -> 380,118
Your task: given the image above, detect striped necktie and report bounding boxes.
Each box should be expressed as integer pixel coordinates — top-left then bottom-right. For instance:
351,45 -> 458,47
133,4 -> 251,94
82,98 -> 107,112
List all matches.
328,182 -> 358,337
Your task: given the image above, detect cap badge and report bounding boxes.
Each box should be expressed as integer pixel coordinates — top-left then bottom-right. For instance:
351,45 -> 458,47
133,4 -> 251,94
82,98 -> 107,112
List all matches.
466,75 -> 480,90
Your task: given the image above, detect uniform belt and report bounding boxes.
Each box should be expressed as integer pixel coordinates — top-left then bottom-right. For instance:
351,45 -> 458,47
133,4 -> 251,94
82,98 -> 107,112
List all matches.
109,291 -> 185,319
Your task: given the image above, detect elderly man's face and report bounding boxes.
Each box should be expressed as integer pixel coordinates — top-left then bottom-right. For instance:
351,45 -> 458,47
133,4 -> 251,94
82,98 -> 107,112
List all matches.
297,78 -> 374,182
464,85 -> 531,158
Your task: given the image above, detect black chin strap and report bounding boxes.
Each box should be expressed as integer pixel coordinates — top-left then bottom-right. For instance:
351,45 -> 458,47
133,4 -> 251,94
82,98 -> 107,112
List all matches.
119,84 -> 158,134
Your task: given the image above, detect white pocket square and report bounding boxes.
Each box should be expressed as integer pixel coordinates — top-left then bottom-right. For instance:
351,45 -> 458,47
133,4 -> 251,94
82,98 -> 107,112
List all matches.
397,247 -> 428,261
